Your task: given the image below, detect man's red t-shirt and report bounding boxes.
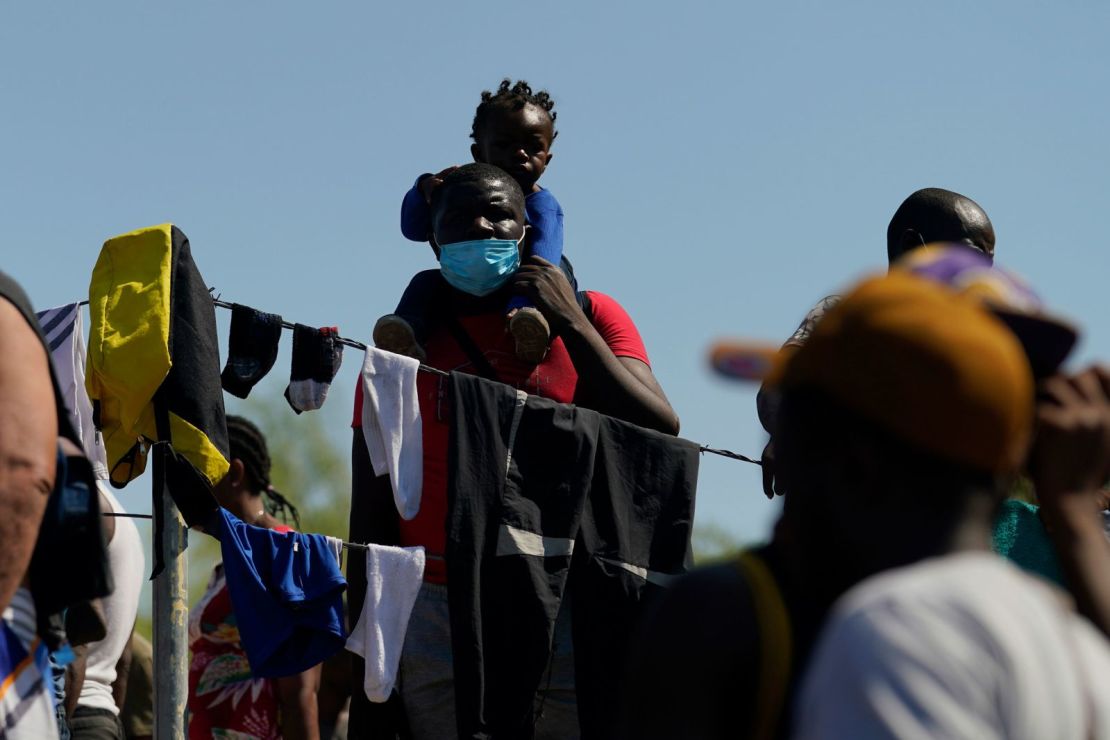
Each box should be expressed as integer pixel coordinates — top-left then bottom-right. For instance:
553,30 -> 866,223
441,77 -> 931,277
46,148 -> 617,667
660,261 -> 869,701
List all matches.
352,291 -> 650,583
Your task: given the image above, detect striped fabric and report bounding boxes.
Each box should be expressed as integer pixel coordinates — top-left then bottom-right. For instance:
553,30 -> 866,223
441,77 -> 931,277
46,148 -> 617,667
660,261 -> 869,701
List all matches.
1,591 -> 58,737
34,302 -> 80,354
33,302 -> 109,480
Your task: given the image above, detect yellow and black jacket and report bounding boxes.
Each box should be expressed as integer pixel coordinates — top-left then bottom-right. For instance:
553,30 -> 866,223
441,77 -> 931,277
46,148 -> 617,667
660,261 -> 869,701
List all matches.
86,223 -> 229,530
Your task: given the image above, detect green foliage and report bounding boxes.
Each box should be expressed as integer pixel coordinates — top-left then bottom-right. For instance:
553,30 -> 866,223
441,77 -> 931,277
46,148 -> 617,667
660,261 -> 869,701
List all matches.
691,522 -> 747,565
241,392 -> 352,535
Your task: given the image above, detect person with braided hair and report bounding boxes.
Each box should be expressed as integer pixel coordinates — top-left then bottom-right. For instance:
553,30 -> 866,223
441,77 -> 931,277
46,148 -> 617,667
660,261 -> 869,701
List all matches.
187,415 -> 320,740
375,78 -> 570,365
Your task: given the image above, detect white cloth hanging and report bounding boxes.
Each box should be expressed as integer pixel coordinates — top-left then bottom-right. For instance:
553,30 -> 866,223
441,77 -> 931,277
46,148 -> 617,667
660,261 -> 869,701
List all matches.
360,347 -> 423,520
76,485 -> 145,716
326,536 -> 344,569
346,544 -> 425,702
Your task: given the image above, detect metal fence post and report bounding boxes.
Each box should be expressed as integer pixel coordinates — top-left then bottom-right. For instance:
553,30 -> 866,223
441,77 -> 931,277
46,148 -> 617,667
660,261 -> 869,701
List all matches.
152,443 -> 189,739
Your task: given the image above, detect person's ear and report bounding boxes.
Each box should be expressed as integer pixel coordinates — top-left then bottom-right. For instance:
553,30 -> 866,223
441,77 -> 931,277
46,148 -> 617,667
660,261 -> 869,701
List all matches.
900,229 -> 927,253
543,151 -> 554,167
470,143 -> 482,163
227,458 -> 247,489
889,228 -> 927,265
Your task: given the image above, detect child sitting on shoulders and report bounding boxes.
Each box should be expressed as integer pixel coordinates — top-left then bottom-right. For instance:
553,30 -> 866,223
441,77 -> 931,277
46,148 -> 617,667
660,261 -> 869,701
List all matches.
374,79 -> 572,364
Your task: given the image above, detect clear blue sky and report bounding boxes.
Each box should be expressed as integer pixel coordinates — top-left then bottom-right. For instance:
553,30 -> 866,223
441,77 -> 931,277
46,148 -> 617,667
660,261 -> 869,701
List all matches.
3,1 -> 1108,551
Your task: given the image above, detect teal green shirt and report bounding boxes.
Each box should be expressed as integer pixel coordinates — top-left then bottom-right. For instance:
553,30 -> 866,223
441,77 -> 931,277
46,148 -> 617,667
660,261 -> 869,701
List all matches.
992,499 -> 1064,585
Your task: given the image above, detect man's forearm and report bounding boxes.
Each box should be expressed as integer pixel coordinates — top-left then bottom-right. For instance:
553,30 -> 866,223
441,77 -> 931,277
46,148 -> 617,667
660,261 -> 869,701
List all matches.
0,301 -> 59,612
65,645 -> 90,717
112,628 -> 134,710
560,313 -> 680,435
1043,497 -> 1110,637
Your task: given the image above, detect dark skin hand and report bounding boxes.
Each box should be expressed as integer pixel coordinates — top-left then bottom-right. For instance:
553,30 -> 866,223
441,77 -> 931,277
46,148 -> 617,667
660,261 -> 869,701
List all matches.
761,439 -> 783,499
1030,366 -> 1110,636
511,256 -> 679,434
419,165 -> 461,204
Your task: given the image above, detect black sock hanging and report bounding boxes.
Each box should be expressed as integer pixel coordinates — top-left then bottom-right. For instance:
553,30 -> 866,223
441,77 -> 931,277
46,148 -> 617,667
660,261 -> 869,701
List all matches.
284,324 -> 343,413
221,304 -> 284,399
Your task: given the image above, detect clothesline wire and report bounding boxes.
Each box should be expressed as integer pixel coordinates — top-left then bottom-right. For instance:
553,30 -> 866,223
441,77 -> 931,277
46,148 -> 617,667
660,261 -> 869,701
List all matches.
76,291 -> 759,466
697,446 -> 762,466
211,295 -> 451,377
210,293 -> 762,466
100,512 -> 374,551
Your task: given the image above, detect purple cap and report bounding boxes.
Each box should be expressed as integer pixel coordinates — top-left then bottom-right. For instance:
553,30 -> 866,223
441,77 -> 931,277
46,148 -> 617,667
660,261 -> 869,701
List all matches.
895,244 -> 1078,377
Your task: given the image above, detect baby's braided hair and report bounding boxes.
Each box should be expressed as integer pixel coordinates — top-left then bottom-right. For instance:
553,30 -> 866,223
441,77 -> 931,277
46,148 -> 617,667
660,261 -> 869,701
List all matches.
471,79 -> 558,142
225,415 -> 301,530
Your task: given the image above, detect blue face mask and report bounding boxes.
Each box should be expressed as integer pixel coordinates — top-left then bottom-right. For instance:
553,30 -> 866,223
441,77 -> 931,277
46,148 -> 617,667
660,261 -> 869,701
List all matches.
438,234 -> 524,296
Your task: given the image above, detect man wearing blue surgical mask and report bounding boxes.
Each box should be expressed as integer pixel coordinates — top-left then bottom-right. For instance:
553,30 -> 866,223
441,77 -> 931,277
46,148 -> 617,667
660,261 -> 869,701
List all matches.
348,163 -> 679,739
429,167 -> 529,297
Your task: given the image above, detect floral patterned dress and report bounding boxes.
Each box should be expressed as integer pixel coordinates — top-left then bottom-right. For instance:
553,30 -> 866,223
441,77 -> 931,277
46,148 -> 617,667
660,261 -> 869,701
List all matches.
188,524 -> 292,740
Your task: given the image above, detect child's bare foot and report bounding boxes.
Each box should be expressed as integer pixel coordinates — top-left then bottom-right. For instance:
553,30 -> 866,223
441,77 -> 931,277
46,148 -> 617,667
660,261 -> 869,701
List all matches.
509,307 -> 550,364
373,315 -> 427,362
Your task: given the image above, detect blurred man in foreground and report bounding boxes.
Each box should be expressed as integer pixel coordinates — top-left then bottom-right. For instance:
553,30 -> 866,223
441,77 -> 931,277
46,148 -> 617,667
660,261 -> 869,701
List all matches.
623,270 -> 1110,738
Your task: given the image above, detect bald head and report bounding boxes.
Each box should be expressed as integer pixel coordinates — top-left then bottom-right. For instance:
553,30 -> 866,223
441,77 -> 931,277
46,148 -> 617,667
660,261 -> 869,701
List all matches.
886,188 -> 995,264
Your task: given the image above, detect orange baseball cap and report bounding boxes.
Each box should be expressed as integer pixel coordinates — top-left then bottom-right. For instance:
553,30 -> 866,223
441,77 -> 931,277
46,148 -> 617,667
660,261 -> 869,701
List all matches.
764,271 -> 1034,475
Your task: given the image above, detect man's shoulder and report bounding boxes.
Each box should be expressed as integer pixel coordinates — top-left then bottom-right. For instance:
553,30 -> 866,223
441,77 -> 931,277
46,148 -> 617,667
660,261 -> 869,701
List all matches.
801,553 -> 1110,739
580,290 -> 627,318
785,293 -> 842,348
823,552 -> 1081,658
577,291 -> 651,365
835,552 -> 1039,614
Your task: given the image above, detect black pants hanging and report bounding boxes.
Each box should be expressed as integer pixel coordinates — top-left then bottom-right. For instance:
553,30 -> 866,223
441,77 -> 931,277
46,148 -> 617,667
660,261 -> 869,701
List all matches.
445,372 -> 699,739
569,412 -> 700,738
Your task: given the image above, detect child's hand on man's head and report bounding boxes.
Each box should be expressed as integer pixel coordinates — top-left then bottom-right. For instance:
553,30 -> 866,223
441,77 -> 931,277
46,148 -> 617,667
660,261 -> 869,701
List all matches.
420,166 -> 461,204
